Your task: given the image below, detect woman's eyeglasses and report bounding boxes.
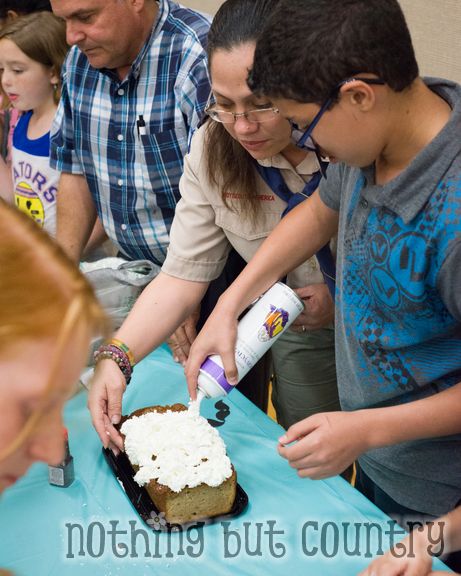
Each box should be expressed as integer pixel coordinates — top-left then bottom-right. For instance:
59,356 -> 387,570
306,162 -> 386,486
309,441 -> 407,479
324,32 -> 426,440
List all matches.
205,93 -> 279,124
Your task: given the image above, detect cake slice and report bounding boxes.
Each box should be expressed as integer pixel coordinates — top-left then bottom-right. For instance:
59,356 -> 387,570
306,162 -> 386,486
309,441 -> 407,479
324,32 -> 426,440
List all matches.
120,404 -> 237,524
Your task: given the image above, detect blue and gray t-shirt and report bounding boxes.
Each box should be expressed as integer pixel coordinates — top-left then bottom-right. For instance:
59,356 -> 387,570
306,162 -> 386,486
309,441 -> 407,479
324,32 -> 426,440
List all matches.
320,77 -> 461,516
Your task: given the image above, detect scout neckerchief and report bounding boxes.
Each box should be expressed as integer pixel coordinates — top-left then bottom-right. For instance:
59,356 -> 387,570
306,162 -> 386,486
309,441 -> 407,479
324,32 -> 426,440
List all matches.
254,160 -> 336,297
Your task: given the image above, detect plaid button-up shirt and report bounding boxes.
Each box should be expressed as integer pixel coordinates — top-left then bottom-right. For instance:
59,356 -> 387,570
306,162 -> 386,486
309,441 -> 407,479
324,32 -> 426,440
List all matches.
50,0 -> 211,264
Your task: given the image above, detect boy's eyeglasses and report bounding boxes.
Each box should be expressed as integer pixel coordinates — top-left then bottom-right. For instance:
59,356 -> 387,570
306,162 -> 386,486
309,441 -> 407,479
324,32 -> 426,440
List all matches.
205,93 -> 280,124
292,77 -> 386,151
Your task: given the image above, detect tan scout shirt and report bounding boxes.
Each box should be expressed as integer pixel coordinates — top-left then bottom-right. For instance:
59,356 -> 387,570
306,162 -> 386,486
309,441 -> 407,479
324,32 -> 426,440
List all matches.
162,124 -> 325,289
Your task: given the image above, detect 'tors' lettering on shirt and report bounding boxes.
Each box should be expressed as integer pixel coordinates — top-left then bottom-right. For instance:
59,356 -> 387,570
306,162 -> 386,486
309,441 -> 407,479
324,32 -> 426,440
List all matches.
12,110 -> 58,235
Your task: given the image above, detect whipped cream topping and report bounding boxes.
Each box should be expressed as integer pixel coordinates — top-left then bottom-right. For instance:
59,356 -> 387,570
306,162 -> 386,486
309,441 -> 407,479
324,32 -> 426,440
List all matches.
188,398 -> 201,415
121,408 -> 232,493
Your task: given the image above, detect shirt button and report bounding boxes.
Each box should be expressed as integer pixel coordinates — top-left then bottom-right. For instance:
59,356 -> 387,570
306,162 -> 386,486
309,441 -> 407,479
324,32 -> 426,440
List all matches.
117,88 -> 124,96
117,179 -> 123,186
360,198 -> 368,208
117,134 -> 124,141
121,223 -> 127,231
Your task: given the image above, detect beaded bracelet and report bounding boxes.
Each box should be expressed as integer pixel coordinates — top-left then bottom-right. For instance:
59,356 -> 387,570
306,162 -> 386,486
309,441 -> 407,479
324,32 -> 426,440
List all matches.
94,346 -> 132,384
107,337 -> 135,367
94,339 -> 135,385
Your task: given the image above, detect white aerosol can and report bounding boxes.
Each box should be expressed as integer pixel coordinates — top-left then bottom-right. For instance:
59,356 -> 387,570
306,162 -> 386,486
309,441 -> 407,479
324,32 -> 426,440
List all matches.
197,282 -> 304,401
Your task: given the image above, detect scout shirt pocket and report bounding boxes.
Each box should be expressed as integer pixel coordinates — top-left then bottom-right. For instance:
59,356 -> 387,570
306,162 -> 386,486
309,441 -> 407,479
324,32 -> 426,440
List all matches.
214,202 -> 283,263
214,198 -> 325,287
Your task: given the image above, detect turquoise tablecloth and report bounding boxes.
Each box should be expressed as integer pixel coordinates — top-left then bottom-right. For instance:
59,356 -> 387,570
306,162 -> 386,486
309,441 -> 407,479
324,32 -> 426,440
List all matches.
0,345 -> 451,575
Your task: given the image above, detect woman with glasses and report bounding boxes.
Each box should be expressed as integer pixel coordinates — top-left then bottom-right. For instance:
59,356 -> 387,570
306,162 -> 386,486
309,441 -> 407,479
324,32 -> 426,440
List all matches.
88,0 -> 339,450
0,200 -> 106,495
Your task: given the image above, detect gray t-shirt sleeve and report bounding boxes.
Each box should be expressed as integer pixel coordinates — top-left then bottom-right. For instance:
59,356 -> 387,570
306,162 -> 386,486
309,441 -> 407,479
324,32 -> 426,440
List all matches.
438,239 -> 461,321
318,163 -> 343,212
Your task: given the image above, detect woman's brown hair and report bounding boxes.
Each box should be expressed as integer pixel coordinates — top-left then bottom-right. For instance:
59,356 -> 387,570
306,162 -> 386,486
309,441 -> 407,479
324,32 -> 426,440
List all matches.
204,0 -> 282,222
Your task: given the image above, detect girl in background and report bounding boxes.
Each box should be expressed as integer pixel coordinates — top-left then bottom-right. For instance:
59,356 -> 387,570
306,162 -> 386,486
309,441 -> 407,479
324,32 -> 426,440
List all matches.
0,12 -> 67,234
0,1 -> 53,195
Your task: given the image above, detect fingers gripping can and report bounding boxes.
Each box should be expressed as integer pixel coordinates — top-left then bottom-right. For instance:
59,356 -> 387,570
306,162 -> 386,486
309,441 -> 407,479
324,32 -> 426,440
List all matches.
197,282 -> 304,399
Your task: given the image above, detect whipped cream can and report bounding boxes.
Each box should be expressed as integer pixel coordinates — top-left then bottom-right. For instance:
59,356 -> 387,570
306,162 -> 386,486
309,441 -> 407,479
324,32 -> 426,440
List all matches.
197,282 -> 304,400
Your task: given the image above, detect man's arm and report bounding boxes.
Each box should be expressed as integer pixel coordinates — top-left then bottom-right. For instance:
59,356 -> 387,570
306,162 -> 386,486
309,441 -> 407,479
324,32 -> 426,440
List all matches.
81,217 -> 109,260
56,172 -> 97,262
50,55 -> 98,261
179,56 -> 211,131
185,190 -> 339,395
176,18 -> 212,131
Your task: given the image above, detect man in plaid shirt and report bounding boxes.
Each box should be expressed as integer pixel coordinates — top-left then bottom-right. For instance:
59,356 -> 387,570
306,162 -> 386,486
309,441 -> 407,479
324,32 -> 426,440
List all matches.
50,0 -> 211,264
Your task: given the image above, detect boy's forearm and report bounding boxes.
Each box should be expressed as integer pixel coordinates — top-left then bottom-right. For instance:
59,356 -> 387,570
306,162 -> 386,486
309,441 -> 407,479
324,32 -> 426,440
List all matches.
360,380 -> 461,450
219,191 -> 339,316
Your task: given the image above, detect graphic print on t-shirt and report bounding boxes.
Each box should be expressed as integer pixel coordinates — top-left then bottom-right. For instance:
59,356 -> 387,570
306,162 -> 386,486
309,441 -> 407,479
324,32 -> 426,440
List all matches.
15,180 -> 45,226
341,178 -> 461,400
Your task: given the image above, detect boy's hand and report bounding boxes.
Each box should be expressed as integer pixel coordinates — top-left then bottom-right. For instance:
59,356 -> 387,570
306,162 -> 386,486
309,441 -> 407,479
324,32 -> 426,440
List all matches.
278,411 -> 370,479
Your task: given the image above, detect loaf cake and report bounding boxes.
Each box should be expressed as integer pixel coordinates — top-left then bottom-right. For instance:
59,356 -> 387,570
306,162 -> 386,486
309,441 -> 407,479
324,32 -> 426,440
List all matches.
120,404 -> 236,524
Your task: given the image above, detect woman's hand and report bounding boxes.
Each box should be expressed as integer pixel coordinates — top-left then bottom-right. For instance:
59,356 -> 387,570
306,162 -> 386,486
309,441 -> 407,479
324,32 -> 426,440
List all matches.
185,303 -> 239,400
87,358 -> 127,450
290,283 -> 334,331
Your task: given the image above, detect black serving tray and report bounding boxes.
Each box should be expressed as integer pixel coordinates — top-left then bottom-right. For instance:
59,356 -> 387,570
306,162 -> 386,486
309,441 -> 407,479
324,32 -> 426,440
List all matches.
103,447 -> 248,531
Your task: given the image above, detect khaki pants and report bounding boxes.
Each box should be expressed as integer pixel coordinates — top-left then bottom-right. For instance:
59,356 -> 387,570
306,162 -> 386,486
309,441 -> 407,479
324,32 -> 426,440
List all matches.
271,327 -> 339,429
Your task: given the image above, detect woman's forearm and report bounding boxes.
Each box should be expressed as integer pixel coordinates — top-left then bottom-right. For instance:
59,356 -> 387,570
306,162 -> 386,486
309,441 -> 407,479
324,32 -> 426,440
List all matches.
115,271 -> 209,363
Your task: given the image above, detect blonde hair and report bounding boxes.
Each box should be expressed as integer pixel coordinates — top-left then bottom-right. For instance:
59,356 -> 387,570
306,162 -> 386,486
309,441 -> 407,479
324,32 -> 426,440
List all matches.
0,11 -> 68,103
0,200 -> 107,459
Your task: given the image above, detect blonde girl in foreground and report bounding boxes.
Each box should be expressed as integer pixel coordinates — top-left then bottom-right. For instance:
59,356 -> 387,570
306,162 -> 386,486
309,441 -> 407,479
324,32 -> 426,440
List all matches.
0,199 -> 106,495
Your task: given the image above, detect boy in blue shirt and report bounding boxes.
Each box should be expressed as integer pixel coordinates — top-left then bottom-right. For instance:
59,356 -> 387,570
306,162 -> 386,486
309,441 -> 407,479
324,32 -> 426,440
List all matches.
185,0 -> 461,571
